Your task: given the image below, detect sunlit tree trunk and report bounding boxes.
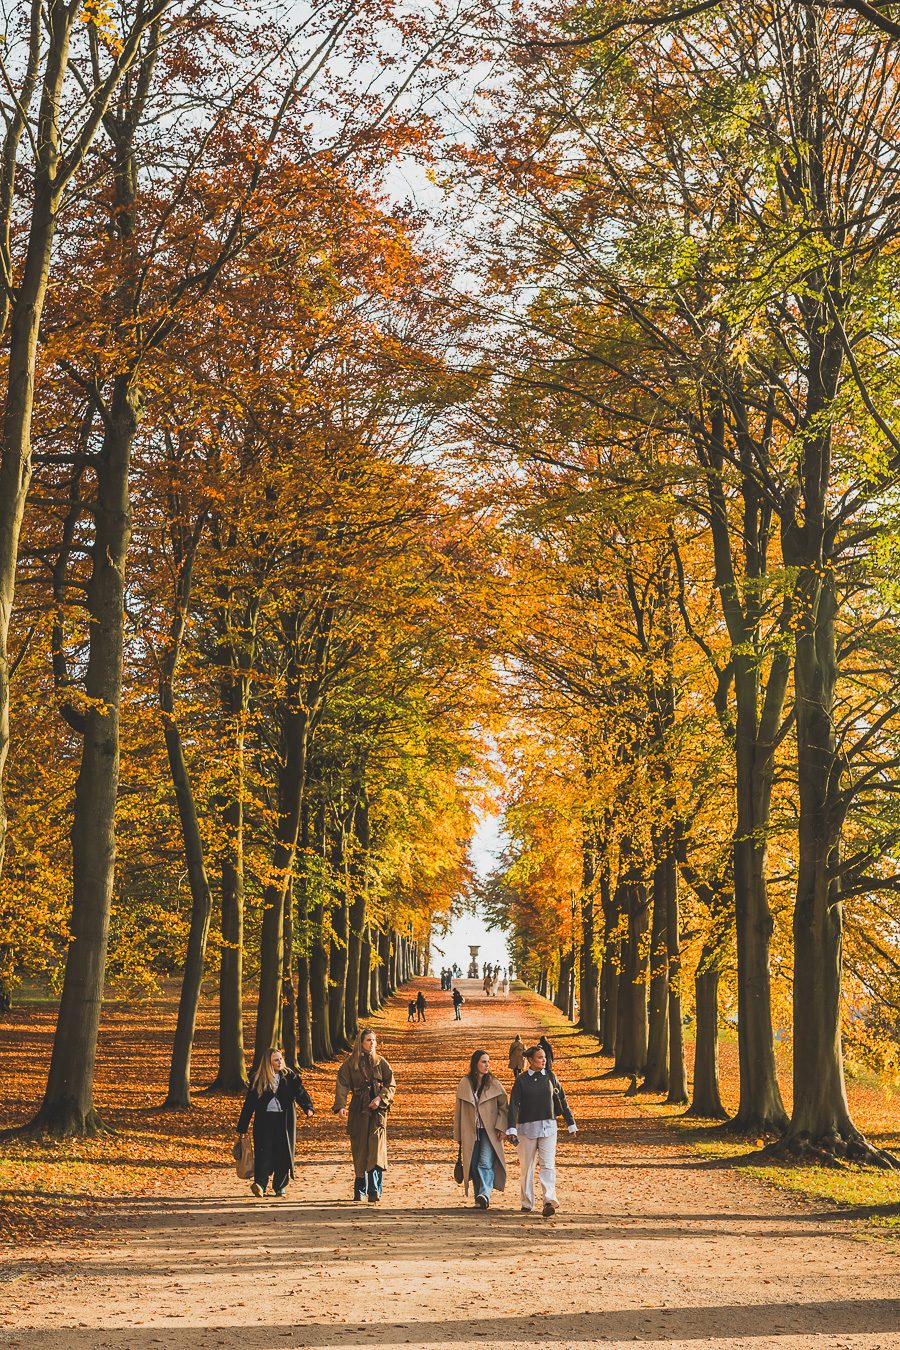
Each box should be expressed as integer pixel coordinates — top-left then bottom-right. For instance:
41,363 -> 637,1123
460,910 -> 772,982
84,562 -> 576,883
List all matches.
615,876 -> 650,1076
642,854 -> 669,1093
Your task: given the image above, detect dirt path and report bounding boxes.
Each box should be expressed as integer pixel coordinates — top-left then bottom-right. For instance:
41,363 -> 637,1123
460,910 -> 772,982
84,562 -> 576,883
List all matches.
3,981 -> 900,1349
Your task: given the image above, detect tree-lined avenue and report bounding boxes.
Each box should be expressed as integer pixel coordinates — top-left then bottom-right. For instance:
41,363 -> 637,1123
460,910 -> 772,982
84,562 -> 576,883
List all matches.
4,981 -> 899,1349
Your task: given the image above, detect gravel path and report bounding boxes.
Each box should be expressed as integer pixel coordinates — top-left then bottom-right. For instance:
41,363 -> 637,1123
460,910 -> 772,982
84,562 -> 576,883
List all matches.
3,981 -> 900,1348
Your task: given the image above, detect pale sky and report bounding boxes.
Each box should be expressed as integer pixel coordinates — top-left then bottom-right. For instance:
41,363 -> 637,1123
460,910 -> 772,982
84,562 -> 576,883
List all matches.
430,813 -> 511,973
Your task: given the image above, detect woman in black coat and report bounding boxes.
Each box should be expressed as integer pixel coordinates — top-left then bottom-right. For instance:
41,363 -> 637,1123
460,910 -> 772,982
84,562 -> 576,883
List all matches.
236,1047 -> 314,1197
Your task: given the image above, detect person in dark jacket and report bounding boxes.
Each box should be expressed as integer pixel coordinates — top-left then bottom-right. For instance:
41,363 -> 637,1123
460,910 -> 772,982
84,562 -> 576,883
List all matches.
452,986 -> 464,1020
506,1043 -> 576,1217
407,998 -> 417,1022
538,1035 -> 554,1069
236,1047 -> 314,1197
416,990 -> 427,1023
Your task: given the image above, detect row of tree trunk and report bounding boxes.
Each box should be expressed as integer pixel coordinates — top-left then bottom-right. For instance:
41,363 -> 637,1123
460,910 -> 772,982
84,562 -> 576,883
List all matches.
532,831 -> 714,1117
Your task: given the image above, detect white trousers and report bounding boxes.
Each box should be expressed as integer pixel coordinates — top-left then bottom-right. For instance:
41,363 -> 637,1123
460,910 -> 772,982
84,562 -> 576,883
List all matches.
518,1130 -> 557,1208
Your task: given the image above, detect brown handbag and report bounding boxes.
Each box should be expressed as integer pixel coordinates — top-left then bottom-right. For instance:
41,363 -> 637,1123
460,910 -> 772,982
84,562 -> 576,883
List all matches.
234,1132 -> 255,1180
453,1143 -> 464,1184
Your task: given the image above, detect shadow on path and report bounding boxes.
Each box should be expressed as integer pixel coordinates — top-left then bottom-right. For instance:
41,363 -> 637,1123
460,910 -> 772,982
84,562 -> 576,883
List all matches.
7,1300 -> 900,1346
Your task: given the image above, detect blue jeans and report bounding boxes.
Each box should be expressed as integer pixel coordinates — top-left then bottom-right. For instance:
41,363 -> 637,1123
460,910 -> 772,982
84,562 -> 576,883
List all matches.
470,1130 -> 496,1201
354,1166 -> 383,1200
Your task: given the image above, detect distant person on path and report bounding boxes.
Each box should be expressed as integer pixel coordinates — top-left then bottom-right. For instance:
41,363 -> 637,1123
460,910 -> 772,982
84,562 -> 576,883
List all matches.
416,990 -> 427,1023
508,1033 -> 526,1077
506,1043 -> 577,1217
454,1049 -> 509,1210
539,1034 -> 554,1069
333,1027 -> 396,1203
483,973 -> 493,996
407,998 -> 417,1022
452,986 -> 464,1020
236,1047 -> 314,1198
502,976 -> 509,998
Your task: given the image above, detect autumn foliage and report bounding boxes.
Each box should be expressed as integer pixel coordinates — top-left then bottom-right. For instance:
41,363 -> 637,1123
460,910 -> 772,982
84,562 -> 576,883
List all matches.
0,0 -> 898,1178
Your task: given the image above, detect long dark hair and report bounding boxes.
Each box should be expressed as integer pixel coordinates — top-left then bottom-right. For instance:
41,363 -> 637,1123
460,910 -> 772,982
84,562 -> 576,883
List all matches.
467,1048 -> 491,1095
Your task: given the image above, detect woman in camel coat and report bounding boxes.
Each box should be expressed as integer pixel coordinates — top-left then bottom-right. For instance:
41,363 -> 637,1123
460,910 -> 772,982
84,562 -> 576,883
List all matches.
333,1026 -> 396,1203
453,1049 -> 508,1209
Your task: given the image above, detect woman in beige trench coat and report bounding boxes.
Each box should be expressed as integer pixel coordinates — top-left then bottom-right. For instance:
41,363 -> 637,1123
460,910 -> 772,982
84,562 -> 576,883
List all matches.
333,1027 -> 396,1203
453,1049 -> 508,1209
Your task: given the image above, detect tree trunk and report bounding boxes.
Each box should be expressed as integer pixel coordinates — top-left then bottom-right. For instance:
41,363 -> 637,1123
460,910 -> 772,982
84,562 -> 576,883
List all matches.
358,926 -> 373,1019
615,878 -> 649,1076
32,377 -> 136,1134
702,398 -> 790,1135
664,845 -> 688,1106
294,800 -> 314,1069
211,791 -> 248,1092
0,0 -> 164,895
555,947 -> 574,1014
643,855 -> 669,1093
369,937 -> 382,1012
599,869 -> 620,1054
786,566 -> 862,1153
378,929 -> 390,1002
162,711 -> 215,1109
345,798 -> 369,1042
599,942 -> 619,1055
253,702 -> 310,1065
310,927 -> 333,1061
579,899 -> 600,1035
157,514 -> 215,1111
328,825 -> 351,1052
687,954 -> 727,1119
310,799 -> 333,1061
731,661 -> 790,1133
345,913 -> 364,1039
281,879 -> 298,1069
0,32 -> 76,886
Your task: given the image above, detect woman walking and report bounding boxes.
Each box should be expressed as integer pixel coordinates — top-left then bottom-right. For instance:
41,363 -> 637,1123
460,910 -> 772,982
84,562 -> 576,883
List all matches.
506,1042 -> 577,1217
454,1049 -> 508,1209
333,1027 -> 396,1203
236,1048 -> 314,1198
508,1033 -> 526,1077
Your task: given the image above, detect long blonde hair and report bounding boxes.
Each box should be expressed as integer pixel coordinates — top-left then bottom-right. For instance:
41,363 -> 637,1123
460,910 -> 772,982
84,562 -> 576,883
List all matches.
350,1027 -> 378,1074
251,1048 -> 282,1096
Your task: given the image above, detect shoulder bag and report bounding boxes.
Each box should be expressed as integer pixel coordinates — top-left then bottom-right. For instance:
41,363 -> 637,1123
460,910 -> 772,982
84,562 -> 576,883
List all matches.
234,1131 -> 255,1180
